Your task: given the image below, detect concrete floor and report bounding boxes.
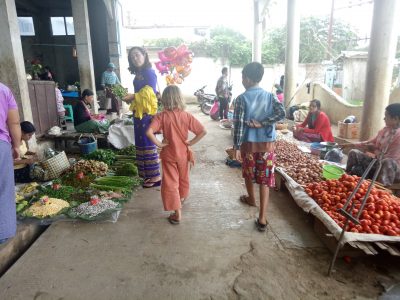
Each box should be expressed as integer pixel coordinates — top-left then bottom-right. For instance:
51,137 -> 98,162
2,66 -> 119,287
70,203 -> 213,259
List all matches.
0,105 -> 398,299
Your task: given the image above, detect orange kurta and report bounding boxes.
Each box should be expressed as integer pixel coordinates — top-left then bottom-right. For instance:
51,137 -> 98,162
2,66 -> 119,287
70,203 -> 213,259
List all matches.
150,109 -> 205,211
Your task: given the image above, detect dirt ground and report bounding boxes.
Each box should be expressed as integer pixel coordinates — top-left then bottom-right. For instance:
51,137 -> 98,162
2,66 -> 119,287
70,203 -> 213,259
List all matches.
0,104 -> 399,300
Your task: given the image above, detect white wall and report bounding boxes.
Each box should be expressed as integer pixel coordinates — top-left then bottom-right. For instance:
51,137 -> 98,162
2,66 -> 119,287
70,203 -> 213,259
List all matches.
342,59 -> 367,101
119,55 -> 325,101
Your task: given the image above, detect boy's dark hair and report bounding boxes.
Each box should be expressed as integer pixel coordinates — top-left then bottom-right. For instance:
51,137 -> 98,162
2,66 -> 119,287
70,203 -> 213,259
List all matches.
221,67 -> 228,74
310,99 -> 321,110
20,121 -> 36,134
81,89 -> 94,99
386,103 -> 400,119
242,62 -> 264,83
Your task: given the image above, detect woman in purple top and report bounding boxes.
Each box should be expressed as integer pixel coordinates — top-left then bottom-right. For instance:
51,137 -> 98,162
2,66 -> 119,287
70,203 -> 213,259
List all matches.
0,82 -> 22,244
125,47 -> 161,188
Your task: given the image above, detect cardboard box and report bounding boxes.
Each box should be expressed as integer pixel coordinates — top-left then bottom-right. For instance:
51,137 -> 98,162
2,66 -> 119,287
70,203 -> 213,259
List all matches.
338,121 -> 347,138
346,123 -> 360,139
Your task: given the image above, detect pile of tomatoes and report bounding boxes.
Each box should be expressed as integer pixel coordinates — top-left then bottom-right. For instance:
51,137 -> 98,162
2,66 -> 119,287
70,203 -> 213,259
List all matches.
305,174 -> 400,236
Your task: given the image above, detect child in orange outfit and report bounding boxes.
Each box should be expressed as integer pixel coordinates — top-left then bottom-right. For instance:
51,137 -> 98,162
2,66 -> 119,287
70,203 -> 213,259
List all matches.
146,85 -> 207,225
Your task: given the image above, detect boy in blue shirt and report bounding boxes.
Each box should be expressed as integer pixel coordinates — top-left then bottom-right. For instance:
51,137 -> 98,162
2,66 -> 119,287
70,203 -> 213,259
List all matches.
233,62 -> 285,231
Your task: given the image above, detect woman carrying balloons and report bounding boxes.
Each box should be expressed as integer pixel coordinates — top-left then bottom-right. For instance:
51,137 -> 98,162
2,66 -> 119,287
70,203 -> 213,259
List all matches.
124,47 -> 161,188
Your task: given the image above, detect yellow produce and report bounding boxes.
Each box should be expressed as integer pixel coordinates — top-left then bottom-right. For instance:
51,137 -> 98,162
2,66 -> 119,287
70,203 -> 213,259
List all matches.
15,193 -> 25,203
20,182 -> 39,195
25,196 -> 69,218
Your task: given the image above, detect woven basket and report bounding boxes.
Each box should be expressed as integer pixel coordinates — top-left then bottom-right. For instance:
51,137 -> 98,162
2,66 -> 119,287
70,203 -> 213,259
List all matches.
41,151 -> 70,180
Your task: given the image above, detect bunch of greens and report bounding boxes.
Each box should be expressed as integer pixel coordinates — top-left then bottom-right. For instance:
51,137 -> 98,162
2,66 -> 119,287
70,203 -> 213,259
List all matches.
60,172 -> 95,188
83,149 -> 116,166
38,185 -> 77,201
116,145 -> 136,156
115,163 -> 138,177
111,84 -> 128,99
90,175 -> 142,194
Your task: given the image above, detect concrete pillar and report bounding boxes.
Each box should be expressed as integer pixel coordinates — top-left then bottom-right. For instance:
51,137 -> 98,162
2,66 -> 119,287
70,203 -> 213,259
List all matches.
0,0 -> 34,122
71,0 -> 98,113
106,0 -> 121,78
360,0 -> 400,140
252,0 -> 262,63
284,0 -> 300,108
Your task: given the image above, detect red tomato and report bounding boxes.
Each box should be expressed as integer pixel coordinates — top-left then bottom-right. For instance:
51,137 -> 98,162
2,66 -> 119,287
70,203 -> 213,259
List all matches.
373,213 -> 381,220
52,183 -> 61,190
383,211 -> 391,220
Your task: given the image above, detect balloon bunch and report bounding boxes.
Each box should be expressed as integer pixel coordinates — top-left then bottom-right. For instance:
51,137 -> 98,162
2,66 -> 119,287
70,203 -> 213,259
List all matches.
155,44 -> 193,85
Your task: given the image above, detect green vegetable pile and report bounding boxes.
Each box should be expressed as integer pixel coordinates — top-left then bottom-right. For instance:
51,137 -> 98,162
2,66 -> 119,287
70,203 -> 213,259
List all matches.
60,172 -> 95,188
115,163 -> 138,177
111,84 -> 128,99
116,145 -> 136,156
90,176 -> 142,194
83,149 -> 116,166
38,185 -> 77,200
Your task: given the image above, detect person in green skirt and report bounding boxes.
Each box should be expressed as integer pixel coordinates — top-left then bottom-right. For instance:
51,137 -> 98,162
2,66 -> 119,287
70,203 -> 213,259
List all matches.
73,89 -> 110,133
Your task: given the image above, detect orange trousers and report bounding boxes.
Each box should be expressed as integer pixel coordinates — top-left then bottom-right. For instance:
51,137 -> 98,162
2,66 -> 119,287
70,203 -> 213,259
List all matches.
161,159 -> 190,211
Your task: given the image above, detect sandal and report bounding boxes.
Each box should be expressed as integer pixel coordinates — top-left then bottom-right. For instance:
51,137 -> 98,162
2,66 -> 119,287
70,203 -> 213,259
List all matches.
168,214 -> 180,225
239,195 -> 257,207
255,218 -> 268,232
143,180 -> 161,188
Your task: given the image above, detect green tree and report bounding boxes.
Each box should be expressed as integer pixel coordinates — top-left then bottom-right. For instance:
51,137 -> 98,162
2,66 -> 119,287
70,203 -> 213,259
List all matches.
207,26 -> 252,66
262,16 -> 359,64
145,37 -> 185,48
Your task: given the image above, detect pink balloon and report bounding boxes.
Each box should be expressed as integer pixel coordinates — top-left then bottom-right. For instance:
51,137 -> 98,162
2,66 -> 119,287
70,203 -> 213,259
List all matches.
158,51 -> 170,63
163,47 -> 177,59
176,44 -> 188,56
155,61 -> 169,75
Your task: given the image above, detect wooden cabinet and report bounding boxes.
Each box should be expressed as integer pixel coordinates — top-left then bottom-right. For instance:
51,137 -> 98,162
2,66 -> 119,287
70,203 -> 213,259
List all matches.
28,80 -> 58,136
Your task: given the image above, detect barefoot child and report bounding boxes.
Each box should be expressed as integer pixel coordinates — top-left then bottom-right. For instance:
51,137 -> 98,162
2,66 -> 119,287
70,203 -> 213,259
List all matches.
233,62 -> 285,231
146,85 -> 207,224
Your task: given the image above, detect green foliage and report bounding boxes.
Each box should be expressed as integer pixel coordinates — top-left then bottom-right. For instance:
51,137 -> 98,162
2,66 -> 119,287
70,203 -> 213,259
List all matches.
116,163 -> 138,177
262,17 -> 359,64
146,38 -> 185,48
262,27 -> 286,64
111,84 -> 128,99
145,18 -> 358,66
83,149 -> 116,166
208,27 -> 252,66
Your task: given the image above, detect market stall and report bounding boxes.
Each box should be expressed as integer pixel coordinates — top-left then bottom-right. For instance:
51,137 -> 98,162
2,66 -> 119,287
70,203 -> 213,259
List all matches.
15,145 -> 140,224
273,139 -> 400,258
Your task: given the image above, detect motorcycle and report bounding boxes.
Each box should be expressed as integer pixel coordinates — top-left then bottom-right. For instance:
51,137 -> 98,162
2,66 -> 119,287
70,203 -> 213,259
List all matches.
194,85 -> 217,115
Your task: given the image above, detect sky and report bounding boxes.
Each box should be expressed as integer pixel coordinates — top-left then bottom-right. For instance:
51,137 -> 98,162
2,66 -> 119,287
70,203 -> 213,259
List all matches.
120,0 -> 376,41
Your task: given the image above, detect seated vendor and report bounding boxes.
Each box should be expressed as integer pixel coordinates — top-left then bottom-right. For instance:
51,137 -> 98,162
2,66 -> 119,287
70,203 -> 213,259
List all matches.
14,121 -> 38,183
345,103 -> 400,186
293,99 -> 334,143
73,89 -> 110,133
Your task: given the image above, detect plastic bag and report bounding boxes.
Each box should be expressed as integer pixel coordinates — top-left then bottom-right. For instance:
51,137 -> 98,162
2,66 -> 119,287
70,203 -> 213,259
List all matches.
324,148 -> 344,163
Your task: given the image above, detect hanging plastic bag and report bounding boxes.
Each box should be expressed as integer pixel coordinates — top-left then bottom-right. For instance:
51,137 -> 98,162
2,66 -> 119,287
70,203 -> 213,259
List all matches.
324,148 -> 344,163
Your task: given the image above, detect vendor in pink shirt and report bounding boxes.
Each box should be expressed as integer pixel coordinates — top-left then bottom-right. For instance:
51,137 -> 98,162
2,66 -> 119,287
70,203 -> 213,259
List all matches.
345,103 -> 400,186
